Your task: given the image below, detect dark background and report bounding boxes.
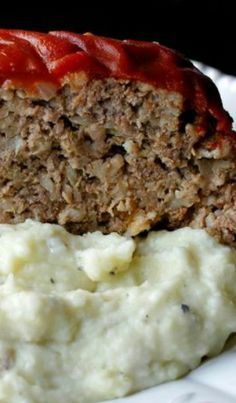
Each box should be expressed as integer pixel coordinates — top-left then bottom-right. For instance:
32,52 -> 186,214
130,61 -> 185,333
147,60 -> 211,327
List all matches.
0,1 -> 235,76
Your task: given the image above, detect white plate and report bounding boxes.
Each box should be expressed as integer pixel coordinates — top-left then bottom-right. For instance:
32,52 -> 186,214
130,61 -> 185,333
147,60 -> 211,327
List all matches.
194,62 -> 236,129
107,64 -> 236,403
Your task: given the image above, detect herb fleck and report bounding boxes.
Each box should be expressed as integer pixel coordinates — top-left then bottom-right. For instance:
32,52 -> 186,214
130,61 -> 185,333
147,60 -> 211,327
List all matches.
50,278 -> 55,284
109,271 -> 115,276
181,304 -> 190,313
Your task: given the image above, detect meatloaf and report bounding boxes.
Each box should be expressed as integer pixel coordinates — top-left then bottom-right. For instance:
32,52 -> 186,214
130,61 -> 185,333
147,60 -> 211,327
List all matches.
0,30 -> 235,244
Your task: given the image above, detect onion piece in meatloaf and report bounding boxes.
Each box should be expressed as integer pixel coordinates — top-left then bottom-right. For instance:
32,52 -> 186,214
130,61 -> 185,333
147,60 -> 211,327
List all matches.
0,30 -> 235,244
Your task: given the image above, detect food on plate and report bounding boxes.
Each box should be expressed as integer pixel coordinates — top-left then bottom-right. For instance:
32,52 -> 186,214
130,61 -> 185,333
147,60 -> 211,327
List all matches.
0,220 -> 236,402
0,30 -> 236,244
1,30 -> 236,402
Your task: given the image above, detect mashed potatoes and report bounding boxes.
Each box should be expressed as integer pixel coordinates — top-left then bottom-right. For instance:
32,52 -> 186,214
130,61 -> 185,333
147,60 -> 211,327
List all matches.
0,220 -> 236,403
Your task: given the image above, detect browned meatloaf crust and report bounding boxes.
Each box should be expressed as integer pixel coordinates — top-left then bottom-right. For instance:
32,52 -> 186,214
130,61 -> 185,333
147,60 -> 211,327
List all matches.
0,30 -> 236,244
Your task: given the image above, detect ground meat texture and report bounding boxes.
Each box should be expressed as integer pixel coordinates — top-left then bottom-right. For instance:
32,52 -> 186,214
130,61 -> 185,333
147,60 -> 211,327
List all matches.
0,73 -> 236,245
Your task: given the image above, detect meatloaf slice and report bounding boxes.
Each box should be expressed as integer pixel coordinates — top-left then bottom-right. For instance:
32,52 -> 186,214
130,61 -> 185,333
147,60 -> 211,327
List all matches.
0,30 -> 235,244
